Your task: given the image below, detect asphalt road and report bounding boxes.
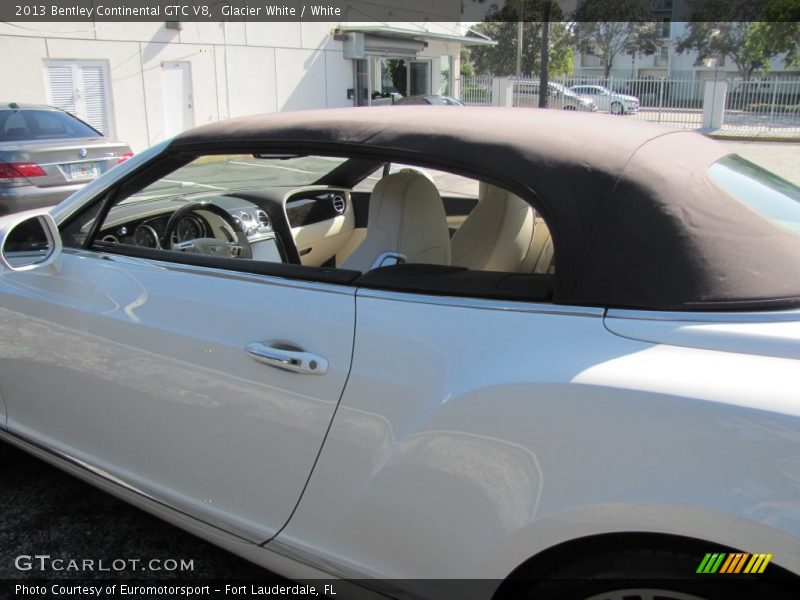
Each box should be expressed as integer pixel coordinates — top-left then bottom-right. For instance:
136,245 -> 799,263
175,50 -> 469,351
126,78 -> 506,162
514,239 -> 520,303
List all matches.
0,440 -> 274,581
0,137 -> 798,588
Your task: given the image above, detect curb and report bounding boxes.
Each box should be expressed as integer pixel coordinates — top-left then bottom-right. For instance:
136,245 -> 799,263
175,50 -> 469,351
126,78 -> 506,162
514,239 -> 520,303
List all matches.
705,133 -> 800,143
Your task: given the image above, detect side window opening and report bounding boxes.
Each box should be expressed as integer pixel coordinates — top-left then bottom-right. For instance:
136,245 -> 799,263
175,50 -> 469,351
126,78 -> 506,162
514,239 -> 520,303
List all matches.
349,163 -> 554,275
70,152 -> 556,303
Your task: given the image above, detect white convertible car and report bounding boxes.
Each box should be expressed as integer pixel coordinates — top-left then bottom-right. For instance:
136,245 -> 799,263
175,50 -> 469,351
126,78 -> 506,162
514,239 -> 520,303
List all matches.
1,108 -> 799,600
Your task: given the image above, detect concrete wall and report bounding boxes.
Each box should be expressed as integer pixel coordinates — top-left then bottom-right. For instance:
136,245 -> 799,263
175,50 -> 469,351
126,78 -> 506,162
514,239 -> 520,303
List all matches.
0,21 -> 355,152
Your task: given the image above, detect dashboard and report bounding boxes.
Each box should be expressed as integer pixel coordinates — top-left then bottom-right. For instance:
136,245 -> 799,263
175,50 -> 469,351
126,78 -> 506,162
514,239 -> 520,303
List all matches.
286,190 -> 347,228
95,186 -> 352,268
99,213 -> 208,249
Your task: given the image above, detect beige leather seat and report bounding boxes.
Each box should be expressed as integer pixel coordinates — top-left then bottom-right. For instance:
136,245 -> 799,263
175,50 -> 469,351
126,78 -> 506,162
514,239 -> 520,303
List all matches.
450,182 -> 536,272
341,171 -> 451,272
528,217 -> 555,274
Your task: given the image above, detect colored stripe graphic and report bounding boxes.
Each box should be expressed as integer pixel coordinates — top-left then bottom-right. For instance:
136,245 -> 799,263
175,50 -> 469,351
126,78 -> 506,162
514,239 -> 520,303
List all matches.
719,554 -> 736,574
758,554 -> 773,573
732,553 -> 749,574
744,553 -> 773,574
719,553 -> 746,573
696,554 -> 713,573
699,552 -> 772,574
697,553 -> 727,573
709,553 -> 726,573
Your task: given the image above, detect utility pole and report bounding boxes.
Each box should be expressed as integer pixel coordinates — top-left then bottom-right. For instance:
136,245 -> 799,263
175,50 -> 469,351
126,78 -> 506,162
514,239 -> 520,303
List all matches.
538,0 -> 551,108
516,0 -> 524,78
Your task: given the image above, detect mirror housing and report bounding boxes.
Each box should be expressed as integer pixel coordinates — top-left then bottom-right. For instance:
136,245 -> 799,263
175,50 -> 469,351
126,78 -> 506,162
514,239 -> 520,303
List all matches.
0,210 -> 62,271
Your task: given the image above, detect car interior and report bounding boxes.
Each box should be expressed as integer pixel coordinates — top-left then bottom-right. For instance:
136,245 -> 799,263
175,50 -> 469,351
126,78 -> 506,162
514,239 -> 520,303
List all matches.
61,153 -> 557,303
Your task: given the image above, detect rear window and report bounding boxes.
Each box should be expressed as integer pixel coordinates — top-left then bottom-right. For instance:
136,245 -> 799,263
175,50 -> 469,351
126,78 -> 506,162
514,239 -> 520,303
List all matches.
0,109 -> 101,142
709,155 -> 800,237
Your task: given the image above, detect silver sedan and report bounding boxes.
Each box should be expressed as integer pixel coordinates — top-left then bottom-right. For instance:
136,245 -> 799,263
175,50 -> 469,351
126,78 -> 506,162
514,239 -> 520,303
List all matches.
0,102 -> 132,215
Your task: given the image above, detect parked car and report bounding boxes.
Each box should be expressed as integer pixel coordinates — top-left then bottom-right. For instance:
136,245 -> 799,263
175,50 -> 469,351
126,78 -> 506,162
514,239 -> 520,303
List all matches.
514,81 -> 597,111
2,107 -> 800,600
0,102 -> 132,215
570,84 -> 640,115
393,94 -> 465,106
370,91 -> 403,106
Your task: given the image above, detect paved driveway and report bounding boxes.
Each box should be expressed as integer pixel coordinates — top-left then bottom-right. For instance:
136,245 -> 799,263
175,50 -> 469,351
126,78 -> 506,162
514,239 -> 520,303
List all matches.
719,140 -> 800,186
0,440 -> 271,581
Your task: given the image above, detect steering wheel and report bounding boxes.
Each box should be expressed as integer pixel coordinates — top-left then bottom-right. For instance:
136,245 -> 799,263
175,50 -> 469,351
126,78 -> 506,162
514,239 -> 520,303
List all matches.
164,201 -> 252,259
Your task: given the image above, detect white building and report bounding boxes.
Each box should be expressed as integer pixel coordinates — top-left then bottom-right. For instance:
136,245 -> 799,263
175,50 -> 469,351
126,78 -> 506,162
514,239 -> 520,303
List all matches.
0,19 -> 491,151
574,0 -> 799,84
575,20 -> 799,82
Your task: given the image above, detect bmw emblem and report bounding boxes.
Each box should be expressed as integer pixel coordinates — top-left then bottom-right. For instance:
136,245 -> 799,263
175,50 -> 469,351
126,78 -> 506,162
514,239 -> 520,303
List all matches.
78,148 -> 88,159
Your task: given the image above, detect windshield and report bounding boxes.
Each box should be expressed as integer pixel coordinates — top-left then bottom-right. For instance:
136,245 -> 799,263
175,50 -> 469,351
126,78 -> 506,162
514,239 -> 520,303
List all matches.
709,155 -> 800,237
550,82 -> 577,97
0,109 -> 101,141
125,154 -> 348,204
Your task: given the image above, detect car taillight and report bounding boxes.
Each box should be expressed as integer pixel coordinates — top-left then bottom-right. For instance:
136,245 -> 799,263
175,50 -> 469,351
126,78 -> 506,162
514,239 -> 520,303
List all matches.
117,152 -> 134,164
0,162 -> 46,180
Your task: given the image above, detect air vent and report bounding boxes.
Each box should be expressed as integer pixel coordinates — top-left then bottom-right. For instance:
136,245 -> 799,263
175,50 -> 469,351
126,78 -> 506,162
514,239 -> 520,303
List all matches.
332,194 -> 346,214
256,210 -> 271,228
240,212 -> 253,222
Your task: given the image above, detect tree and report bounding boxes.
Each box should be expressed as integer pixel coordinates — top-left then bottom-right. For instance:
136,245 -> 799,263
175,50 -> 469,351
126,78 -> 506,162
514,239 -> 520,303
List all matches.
763,0 -> 800,68
677,22 -> 775,80
459,48 -> 475,78
468,0 -> 574,77
572,0 -> 658,78
385,59 -> 407,96
676,0 -> 800,79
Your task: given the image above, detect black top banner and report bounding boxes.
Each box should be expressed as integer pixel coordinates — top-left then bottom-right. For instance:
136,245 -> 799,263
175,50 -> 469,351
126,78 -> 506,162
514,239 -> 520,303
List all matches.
1,0 -> 797,23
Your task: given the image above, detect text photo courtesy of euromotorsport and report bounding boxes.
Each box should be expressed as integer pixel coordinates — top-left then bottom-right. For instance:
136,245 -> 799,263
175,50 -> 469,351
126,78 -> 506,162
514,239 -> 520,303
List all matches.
14,583 -> 335,597
27,3 -> 344,18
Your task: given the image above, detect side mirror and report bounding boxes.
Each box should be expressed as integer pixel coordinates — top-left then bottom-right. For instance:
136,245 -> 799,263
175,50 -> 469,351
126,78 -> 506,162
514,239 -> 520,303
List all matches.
0,211 -> 62,271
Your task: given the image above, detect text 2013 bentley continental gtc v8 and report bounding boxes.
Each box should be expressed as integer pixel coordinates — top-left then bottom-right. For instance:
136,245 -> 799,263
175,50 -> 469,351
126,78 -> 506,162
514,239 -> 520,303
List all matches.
0,108 -> 799,600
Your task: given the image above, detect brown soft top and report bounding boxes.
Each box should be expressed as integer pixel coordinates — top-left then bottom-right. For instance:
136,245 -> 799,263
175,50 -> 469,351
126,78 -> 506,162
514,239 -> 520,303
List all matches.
172,107 -> 800,310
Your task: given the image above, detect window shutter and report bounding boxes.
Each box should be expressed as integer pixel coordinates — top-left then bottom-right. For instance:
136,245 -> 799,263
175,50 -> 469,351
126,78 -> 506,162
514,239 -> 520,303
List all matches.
46,64 -> 77,115
45,61 -> 112,137
79,65 -> 110,135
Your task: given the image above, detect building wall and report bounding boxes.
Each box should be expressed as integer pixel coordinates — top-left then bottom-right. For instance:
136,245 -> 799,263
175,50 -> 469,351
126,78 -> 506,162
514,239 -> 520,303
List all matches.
0,22 -> 355,151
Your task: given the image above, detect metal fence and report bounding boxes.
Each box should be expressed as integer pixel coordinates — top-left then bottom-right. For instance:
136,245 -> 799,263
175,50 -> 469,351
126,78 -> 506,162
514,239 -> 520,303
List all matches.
457,75 -> 493,105
459,74 -> 800,139
516,75 -> 706,129
722,77 -> 800,137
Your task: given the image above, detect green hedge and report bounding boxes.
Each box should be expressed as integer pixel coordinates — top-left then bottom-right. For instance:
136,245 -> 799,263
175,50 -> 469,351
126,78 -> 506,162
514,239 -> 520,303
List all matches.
745,103 -> 800,113
461,87 -> 490,103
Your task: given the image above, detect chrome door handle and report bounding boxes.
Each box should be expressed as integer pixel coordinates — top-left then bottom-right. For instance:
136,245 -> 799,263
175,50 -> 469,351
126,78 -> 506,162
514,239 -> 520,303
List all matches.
245,342 -> 328,375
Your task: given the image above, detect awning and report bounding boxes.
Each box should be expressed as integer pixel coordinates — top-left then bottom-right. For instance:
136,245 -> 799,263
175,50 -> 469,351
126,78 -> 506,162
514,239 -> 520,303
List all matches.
336,25 -> 497,47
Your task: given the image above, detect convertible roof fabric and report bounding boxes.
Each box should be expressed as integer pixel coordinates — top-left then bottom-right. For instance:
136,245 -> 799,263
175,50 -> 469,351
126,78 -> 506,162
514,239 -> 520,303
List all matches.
171,107 -> 800,311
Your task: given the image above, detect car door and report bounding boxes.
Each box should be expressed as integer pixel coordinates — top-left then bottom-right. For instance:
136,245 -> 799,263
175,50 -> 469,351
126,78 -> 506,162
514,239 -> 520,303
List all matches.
0,244 -> 355,542
596,88 -> 611,111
